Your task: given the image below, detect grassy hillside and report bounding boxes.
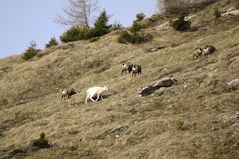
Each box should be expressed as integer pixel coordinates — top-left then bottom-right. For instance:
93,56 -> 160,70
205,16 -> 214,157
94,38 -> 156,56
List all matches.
0,1 -> 239,159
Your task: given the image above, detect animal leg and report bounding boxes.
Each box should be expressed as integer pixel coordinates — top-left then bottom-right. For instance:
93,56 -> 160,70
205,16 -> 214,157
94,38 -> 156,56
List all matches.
85,96 -> 89,104
89,95 -> 97,102
95,94 -> 100,101
85,94 -> 93,104
121,69 -> 127,75
61,95 -> 65,102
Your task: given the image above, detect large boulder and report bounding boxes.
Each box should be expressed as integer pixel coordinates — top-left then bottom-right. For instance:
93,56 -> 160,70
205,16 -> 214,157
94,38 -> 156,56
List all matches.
139,77 -> 177,97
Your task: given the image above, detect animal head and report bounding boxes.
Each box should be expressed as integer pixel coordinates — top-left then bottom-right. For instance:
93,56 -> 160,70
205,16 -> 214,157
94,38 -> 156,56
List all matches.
103,86 -> 109,91
197,48 -> 202,53
204,45 -> 216,52
204,47 -> 209,52
122,63 -> 126,68
61,88 -> 67,93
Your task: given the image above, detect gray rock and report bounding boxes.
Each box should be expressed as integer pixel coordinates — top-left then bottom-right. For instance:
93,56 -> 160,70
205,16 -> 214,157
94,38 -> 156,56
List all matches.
139,77 -> 177,97
151,87 -> 165,96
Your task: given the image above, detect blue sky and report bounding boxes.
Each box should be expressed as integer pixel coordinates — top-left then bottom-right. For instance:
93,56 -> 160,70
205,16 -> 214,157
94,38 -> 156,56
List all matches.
0,0 -> 157,58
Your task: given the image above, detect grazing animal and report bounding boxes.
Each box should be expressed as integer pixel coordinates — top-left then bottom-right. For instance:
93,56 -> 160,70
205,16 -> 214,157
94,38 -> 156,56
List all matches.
121,63 -> 133,75
132,65 -> 142,77
203,45 -> 217,55
193,47 -> 203,59
85,86 -> 109,104
61,87 -> 80,101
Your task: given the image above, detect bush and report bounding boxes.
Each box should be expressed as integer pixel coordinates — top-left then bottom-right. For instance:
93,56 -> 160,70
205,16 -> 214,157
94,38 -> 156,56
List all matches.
32,133 -> 50,149
78,28 -> 93,39
61,27 -> 97,42
117,31 -> 152,44
170,11 -> 190,31
136,12 -> 146,21
21,41 -> 41,61
117,31 -> 132,44
60,26 -> 80,43
89,37 -> 100,43
130,21 -> 146,33
110,22 -> 123,31
159,0 -> 189,16
213,7 -> 221,19
176,121 -> 185,130
60,26 -> 82,43
117,12 -> 152,45
45,37 -> 58,48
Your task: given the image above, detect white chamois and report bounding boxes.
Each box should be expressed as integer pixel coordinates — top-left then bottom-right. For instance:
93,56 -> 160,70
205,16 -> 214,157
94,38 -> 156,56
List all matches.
85,86 -> 109,104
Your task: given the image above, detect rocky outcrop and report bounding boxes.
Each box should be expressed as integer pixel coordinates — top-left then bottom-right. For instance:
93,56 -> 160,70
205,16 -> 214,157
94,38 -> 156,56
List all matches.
139,77 -> 177,97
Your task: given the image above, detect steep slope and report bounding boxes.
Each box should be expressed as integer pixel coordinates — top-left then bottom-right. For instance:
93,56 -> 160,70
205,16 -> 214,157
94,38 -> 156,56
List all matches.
0,1 -> 239,159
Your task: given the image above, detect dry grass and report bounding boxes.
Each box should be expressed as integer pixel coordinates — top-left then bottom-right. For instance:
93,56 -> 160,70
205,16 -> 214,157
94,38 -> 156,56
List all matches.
0,1 -> 239,158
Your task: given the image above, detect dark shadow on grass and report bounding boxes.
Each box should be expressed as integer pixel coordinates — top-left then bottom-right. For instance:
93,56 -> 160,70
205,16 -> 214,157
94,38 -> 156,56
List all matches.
188,26 -> 200,32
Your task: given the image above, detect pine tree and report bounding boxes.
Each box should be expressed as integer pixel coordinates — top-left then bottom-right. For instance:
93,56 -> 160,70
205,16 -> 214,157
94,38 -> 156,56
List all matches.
21,41 -> 40,60
92,10 -> 110,36
46,37 -> 58,48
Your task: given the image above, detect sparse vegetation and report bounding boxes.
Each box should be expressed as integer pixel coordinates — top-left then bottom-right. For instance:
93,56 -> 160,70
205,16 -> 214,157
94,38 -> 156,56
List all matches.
170,11 -> 191,31
21,41 -> 41,61
213,7 -> 221,19
130,21 -> 146,33
60,26 -> 83,43
192,140 -> 202,149
46,37 -> 58,48
158,0 -> 189,15
32,133 -> 50,149
89,37 -> 100,43
118,13 -> 151,44
117,31 -> 152,44
136,12 -> 146,21
110,21 -> 123,31
117,31 -> 131,44
176,121 -> 185,130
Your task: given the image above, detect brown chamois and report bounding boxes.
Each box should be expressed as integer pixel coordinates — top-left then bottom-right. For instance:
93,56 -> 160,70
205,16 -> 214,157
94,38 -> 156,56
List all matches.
61,87 -> 80,101
121,63 -> 133,75
203,45 -> 217,55
132,65 -> 142,77
193,47 -> 203,59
